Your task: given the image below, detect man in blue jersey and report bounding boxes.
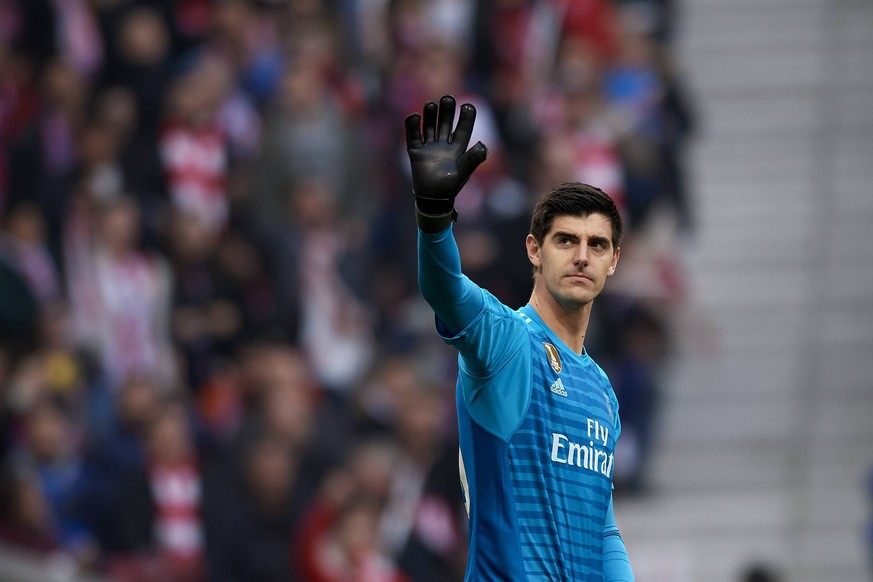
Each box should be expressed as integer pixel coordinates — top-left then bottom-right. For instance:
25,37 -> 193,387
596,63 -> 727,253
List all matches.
406,95 -> 635,581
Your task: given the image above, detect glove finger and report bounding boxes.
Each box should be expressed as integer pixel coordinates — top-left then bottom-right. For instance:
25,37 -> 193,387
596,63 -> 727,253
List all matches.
422,101 -> 438,143
437,95 -> 456,142
457,141 -> 488,180
451,103 -> 477,148
405,113 -> 423,149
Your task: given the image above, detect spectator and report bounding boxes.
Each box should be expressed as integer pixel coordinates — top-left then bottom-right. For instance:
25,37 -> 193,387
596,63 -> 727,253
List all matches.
299,495 -> 411,582
65,193 -> 176,396
470,0 -> 564,159
275,179 -> 374,393
295,439 -> 408,582
86,374 -> 161,514
385,387 -> 466,582
160,56 -> 233,236
0,201 -> 61,306
89,83 -> 170,245
205,433 -> 302,582
10,396 -> 99,568
7,58 -> 87,259
249,58 -> 373,238
13,301 -> 91,440
535,36 -> 626,215
0,468 -> 61,556
212,223 -> 279,344
604,9 -> 695,233
209,0 -> 284,108
167,208 -> 241,392
98,4 -> 173,137
607,302 -> 668,494
229,341 -> 348,505
104,399 -> 206,582
75,114 -> 127,217
14,0 -> 103,78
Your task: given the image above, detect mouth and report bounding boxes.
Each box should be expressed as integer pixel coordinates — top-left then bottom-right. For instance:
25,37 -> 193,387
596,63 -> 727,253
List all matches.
566,273 -> 593,283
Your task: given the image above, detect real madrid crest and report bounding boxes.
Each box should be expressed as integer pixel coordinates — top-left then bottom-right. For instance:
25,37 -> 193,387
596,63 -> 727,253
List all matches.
543,343 -> 562,374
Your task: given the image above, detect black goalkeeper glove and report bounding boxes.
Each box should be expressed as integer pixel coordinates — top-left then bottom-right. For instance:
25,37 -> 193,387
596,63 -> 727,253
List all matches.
405,95 -> 488,232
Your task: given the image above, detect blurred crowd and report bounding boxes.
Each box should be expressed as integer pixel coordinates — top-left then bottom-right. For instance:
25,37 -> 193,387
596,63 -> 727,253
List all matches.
0,0 -> 695,580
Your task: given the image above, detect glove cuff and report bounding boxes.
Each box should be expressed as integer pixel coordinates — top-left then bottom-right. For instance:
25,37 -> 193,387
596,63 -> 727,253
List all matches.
414,192 -> 455,214
415,202 -> 456,233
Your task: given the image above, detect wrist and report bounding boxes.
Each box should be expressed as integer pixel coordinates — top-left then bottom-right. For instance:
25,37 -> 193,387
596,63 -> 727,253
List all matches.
415,202 -> 456,233
414,193 -> 455,216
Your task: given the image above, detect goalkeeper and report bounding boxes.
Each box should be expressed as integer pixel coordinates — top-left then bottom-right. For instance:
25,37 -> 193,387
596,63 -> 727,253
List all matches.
407,95 -> 635,581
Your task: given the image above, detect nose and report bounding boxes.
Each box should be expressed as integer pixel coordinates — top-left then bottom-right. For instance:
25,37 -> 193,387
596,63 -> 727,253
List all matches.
573,244 -> 589,267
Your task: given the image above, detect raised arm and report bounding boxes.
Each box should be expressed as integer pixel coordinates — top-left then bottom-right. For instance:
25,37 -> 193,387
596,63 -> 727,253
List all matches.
406,95 -> 488,332
405,95 -> 488,233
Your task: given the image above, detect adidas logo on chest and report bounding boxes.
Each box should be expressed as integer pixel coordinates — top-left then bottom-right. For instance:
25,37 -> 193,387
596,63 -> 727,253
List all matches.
549,377 -> 568,397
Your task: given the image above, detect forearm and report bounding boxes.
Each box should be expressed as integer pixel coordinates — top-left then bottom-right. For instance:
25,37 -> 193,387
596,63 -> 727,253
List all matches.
417,225 -> 483,333
604,495 -> 634,582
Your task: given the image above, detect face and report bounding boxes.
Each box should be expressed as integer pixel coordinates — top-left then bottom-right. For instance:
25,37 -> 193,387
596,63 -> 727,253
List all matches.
99,198 -> 140,252
148,408 -> 192,465
26,405 -> 67,463
526,213 -> 620,310
246,440 -> 295,506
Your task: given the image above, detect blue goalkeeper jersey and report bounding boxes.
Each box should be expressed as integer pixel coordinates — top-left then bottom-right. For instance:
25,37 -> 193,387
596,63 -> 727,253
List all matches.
440,291 -> 621,581
418,224 -> 632,581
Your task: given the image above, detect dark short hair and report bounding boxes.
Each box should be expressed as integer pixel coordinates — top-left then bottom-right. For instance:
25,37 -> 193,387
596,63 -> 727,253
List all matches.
530,182 -> 623,251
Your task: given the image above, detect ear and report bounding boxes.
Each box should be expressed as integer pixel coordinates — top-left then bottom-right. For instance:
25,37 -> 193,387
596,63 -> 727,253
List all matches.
607,246 -> 621,276
526,234 -> 541,269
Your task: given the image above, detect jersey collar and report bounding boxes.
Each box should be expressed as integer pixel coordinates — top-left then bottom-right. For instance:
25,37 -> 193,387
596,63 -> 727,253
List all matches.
519,304 -> 592,362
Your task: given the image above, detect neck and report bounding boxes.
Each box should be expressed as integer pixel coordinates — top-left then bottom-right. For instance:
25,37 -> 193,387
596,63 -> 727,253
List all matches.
529,287 -> 592,355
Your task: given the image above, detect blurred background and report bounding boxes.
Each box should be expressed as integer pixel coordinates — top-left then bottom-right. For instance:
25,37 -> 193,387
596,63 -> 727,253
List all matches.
0,0 -> 870,581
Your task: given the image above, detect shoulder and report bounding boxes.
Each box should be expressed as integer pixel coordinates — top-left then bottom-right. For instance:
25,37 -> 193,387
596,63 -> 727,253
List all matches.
459,289 -> 529,334
447,291 -> 533,379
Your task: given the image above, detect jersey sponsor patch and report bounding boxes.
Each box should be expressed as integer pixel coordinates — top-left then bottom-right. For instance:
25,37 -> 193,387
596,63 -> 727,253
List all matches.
543,342 -> 562,374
